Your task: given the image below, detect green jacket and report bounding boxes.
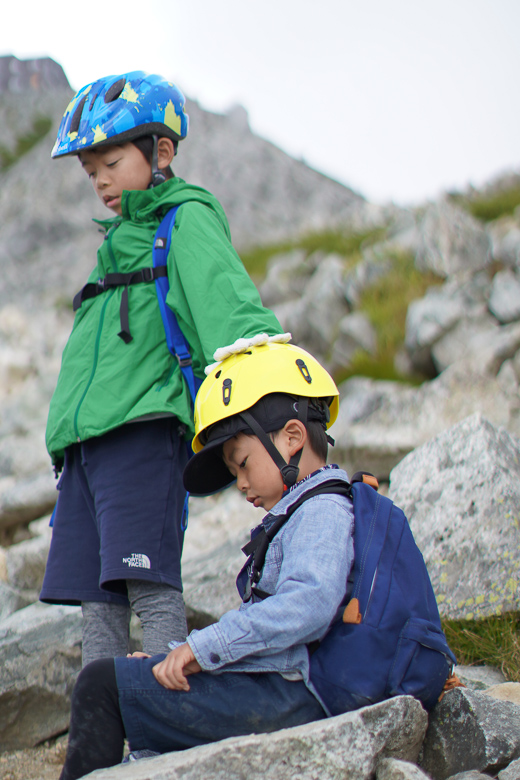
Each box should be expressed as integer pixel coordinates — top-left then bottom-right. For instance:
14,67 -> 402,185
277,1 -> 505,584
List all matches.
46,178 -> 281,465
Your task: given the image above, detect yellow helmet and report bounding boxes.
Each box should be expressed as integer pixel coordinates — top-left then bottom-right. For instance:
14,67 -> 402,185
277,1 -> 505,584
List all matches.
183,342 -> 339,495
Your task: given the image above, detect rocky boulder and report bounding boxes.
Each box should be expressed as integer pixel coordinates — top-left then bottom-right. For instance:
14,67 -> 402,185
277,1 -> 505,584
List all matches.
0,602 -> 81,751
74,695 -> 428,780
388,414 -> 520,620
331,357 -> 520,480
415,199 -> 491,278
420,688 -> 520,779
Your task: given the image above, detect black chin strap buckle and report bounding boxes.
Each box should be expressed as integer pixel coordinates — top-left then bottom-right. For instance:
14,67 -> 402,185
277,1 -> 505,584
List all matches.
280,463 -> 300,489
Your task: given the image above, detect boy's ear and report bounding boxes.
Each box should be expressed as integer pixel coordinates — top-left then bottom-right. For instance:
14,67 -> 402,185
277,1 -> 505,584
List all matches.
156,137 -> 175,169
283,420 -> 307,456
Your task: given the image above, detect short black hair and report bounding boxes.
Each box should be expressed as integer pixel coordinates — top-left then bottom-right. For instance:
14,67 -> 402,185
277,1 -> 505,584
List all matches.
267,418 -> 328,461
132,135 -> 175,179
304,419 -> 329,461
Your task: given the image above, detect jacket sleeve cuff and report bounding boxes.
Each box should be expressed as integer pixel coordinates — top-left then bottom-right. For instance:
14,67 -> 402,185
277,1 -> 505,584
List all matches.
186,625 -> 233,670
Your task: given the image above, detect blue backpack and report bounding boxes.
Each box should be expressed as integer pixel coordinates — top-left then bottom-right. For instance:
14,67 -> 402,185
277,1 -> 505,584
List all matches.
243,474 -> 456,715
73,205 -> 202,406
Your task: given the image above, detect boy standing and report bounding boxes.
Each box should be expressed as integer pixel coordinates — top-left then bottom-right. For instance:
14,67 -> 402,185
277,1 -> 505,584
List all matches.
58,342 -> 354,780
40,72 -> 282,666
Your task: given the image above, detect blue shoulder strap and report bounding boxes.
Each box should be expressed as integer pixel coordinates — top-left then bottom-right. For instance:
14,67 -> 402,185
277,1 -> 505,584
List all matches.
153,205 -> 203,404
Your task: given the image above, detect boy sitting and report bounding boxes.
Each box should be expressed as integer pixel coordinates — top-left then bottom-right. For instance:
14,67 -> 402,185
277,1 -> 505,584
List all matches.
59,341 -> 354,780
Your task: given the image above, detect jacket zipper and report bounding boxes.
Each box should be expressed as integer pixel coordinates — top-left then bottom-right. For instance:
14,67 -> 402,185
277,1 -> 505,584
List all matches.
73,223 -> 120,440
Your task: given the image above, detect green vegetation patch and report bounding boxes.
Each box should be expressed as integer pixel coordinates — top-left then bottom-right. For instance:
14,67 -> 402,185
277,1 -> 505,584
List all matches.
443,612 -> 520,682
0,115 -> 53,171
240,225 -> 388,279
450,185 -> 520,223
241,225 -> 443,384
335,250 -> 441,385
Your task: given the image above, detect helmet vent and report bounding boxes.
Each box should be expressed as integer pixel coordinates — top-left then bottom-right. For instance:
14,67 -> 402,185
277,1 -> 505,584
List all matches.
296,359 -> 312,384
70,96 -> 88,134
222,378 -> 232,406
104,78 -> 126,103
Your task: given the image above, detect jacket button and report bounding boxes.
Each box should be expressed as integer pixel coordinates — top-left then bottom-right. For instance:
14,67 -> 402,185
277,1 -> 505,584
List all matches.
209,653 -> 221,663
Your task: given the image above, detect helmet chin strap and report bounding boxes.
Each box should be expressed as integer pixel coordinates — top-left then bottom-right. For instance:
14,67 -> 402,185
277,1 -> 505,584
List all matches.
150,135 -> 166,188
239,397 -> 309,489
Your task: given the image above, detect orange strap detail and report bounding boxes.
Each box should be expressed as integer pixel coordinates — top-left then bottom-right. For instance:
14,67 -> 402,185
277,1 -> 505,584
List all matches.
343,597 -> 362,624
438,672 -> 466,702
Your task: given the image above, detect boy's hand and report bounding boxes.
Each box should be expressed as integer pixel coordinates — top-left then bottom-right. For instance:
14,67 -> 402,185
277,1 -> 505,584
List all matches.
127,651 -> 151,658
152,643 -> 202,691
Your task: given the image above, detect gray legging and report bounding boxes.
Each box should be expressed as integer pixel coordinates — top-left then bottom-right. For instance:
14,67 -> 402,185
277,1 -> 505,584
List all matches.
81,580 -> 187,666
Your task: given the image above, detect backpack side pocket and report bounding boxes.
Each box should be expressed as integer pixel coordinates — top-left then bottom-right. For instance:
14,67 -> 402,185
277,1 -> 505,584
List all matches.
387,617 -> 455,710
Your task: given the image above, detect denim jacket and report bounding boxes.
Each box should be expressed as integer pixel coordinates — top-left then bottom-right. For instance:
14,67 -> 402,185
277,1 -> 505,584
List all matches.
185,465 -> 354,702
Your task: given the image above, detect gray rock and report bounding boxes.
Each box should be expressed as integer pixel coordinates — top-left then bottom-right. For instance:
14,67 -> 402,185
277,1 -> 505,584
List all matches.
0,602 -> 81,750
487,215 -> 520,268
484,683 -> 520,707
456,665 -> 507,691
362,216 -> 421,266
420,688 -> 520,780
499,756 -> 520,779
82,695 -> 427,780
344,253 -> 393,308
468,320 -> 520,377
388,414 -> 520,620
431,314 -> 500,373
332,377 -> 414,479
257,248 -> 313,307
182,490 -> 257,624
405,286 -> 466,369
332,358 -> 520,480
377,757 -> 431,780
405,276 -> 490,374
4,520 -> 51,591
329,311 -> 377,372
489,269 -> 520,324
415,199 -> 490,278
0,580 -> 32,622
0,55 -> 70,93
297,253 -> 350,355
271,253 -> 351,363
0,471 -> 56,532
448,773 -> 494,780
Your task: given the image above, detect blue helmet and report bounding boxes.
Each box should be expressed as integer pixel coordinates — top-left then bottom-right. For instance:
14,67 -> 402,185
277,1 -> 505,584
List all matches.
51,71 -> 189,158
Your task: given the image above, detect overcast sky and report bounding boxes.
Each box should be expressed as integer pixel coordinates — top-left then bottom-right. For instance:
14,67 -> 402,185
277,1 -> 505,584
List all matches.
2,0 -> 518,205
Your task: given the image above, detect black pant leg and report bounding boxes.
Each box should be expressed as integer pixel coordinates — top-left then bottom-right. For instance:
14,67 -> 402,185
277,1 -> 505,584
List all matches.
60,658 -> 125,780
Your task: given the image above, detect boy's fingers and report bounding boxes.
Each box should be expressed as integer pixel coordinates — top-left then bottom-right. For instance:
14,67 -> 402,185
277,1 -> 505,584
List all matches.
152,658 -> 190,691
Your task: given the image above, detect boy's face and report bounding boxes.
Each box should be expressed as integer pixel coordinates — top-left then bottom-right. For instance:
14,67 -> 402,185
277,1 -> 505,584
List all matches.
223,432 -> 285,511
79,143 -> 152,215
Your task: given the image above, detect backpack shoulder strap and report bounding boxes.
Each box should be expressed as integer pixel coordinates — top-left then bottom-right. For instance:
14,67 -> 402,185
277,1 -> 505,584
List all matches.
241,478 -> 354,599
153,205 -> 202,404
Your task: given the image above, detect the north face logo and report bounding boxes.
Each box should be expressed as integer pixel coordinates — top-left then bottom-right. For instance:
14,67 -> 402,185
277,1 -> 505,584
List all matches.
122,553 -> 151,569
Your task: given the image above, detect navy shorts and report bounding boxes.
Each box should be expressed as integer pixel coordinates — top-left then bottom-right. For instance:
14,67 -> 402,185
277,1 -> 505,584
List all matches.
40,418 -> 189,606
